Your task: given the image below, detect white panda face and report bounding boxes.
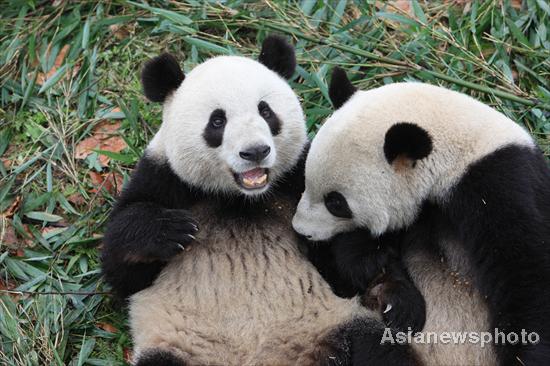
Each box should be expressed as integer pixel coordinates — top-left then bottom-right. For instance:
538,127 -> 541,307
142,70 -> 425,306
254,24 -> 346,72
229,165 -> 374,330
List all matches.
293,79 -> 535,242
292,116 -> 420,241
152,56 -> 306,196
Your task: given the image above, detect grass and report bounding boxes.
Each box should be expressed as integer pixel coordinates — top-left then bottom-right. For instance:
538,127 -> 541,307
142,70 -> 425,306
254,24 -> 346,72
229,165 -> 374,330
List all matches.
0,0 -> 549,364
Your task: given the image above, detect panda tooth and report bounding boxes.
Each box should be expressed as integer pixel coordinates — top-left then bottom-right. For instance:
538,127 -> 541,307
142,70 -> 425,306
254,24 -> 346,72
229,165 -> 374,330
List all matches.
243,177 -> 254,187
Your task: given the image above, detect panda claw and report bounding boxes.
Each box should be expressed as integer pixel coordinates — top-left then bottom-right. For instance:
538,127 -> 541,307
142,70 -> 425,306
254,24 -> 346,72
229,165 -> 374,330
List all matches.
177,243 -> 185,251
187,234 -> 196,241
383,304 -> 393,314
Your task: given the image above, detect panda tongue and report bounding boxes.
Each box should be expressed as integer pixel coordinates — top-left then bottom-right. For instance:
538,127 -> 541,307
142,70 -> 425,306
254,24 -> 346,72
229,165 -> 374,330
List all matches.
242,168 -> 265,180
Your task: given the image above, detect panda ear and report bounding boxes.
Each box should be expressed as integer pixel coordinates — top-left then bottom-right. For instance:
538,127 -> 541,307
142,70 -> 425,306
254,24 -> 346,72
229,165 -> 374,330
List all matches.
329,67 -> 357,109
258,35 -> 296,79
141,53 -> 185,103
384,122 -> 433,167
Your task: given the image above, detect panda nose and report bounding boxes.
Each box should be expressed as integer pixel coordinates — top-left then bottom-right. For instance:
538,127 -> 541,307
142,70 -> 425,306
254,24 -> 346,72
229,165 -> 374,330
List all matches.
239,145 -> 271,162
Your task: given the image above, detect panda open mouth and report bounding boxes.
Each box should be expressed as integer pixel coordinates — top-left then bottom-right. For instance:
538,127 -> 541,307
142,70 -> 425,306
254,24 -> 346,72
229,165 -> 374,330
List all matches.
233,168 -> 269,190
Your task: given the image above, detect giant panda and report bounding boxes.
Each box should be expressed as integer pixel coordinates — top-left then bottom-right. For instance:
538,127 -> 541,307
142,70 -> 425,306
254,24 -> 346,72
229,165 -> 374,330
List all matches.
292,68 -> 550,365
101,38 -> 419,366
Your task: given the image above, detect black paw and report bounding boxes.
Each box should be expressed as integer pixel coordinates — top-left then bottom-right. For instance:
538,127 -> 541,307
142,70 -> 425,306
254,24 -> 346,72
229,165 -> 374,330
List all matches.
326,317 -> 420,366
121,207 -> 199,263
351,333 -> 420,366
363,277 -> 426,333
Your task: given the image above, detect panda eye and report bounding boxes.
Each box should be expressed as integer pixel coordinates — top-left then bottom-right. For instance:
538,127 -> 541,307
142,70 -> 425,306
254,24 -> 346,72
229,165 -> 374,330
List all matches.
258,101 -> 281,136
324,191 -> 353,219
212,117 -> 225,128
209,110 -> 226,129
258,101 -> 273,119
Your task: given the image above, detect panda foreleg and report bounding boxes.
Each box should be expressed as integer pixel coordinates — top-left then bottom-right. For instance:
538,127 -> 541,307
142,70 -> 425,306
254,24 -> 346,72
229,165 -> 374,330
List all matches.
320,230 -> 427,333
328,229 -> 392,291
362,261 -> 427,334
101,154 -> 201,299
101,202 -> 198,299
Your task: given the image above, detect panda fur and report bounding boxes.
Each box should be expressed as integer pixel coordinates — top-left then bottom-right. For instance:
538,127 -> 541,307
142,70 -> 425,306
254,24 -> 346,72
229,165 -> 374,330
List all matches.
293,69 -> 550,365
101,39 -> 417,366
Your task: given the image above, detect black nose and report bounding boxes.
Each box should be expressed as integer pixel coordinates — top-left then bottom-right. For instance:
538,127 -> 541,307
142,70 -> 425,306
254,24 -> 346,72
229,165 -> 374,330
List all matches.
239,145 -> 271,162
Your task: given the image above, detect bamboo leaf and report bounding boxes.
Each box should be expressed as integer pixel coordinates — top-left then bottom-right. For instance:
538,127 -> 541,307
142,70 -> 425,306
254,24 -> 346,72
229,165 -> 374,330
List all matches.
38,64 -> 70,93
24,211 -> 63,222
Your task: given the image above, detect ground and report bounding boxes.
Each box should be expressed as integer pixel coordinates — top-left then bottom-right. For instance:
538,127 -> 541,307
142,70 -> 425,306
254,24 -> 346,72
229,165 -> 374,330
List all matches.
0,1 -> 549,365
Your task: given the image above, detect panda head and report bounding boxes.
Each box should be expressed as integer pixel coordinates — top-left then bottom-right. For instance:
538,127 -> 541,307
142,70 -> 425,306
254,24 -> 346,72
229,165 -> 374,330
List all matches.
292,68 -> 534,241
143,36 -> 306,197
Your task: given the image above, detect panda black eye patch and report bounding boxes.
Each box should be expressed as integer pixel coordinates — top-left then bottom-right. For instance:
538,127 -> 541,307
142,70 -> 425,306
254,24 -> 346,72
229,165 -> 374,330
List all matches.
258,101 -> 281,136
324,191 -> 353,219
203,109 -> 226,148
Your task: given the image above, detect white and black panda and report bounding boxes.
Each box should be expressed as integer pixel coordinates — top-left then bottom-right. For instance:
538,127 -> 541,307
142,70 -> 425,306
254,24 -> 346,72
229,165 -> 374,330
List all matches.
101,38 -> 418,366
293,68 -> 550,365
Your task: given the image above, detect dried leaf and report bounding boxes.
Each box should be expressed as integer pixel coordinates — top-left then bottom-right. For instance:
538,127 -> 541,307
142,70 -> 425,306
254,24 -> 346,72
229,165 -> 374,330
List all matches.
511,0 -> 522,9
2,196 -> 22,218
1,142 -> 17,168
1,158 -> 12,169
347,4 -> 362,20
376,0 -> 413,14
109,24 -> 134,40
123,348 -> 133,363
0,278 -> 15,291
75,120 -> 127,166
68,193 -> 86,206
36,44 -> 70,85
75,137 -> 101,159
390,0 -> 412,14
0,217 -> 19,248
88,171 -> 124,195
88,171 -> 104,186
0,278 -> 20,301
97,322 -> 119,333
106,172 -> 124,195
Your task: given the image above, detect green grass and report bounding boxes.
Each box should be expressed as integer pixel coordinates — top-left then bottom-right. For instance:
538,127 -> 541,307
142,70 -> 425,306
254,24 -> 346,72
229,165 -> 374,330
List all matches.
0,0 -> 549,364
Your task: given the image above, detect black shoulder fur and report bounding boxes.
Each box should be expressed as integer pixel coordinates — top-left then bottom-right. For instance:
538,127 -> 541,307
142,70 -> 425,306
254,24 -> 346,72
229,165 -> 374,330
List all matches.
442,145 -> 550,365
101,155 -> 201,299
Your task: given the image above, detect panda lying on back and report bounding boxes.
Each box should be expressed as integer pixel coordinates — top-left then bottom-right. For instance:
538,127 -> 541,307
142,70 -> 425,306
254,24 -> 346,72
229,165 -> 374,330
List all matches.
101,38 -> 418,366
293,69 -> 550,365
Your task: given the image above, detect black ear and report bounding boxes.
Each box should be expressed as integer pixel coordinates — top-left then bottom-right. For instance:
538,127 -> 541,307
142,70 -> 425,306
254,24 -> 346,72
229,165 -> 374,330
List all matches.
141,53 -> 185,103
329,67 -> 357,109
258,35 -> 296,79
384,122 -> 433,164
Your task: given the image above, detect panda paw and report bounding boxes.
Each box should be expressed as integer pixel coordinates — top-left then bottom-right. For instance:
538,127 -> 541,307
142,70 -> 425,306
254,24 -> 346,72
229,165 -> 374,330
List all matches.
327,317 -> 420,366
152,209 -> 199,260
127,208 -> 199,262
363,277 -> 426,334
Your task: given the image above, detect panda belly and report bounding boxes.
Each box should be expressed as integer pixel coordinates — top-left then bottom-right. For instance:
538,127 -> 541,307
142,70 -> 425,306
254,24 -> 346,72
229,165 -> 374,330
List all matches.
129,204 -> 372,365
406,238 -> 497,366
